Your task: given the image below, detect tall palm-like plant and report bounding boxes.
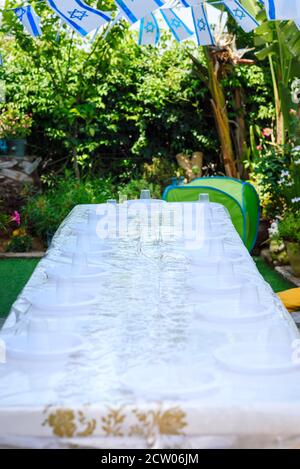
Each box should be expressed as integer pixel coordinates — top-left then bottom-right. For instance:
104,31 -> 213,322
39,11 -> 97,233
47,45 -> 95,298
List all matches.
189,20 -> 254,178
254,16 -> 300,145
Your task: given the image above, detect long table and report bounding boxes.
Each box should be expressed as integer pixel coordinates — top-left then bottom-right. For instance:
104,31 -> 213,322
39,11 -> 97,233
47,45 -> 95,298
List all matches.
0,202 -> 300,449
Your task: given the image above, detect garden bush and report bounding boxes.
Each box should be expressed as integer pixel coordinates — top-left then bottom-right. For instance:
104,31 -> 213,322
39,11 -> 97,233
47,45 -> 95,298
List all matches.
23,173 -> 162,243
23,174 -> 115,242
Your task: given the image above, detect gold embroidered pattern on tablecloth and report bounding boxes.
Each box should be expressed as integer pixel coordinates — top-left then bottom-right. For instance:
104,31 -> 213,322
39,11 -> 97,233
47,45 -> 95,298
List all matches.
101,407 -> 126,437
43,406 -> 187,440
43,408 -> 96,438
129,407 -> 187,439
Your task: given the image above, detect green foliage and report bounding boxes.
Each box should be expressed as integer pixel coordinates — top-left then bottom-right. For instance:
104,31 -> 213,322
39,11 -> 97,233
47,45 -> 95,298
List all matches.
0,103 -> 32,138
23,173 -> 114,240
254,18 -> 300,142
250,143 -> 290,218
118,179 -> 161,200
0,0 -> 275,180
5,235 -> 33,253
278,211 -> 300,243
0,213 -> 10,234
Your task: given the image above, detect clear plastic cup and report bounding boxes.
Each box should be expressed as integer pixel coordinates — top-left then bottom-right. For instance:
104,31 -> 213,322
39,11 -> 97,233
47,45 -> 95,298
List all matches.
199,193 -> 210,203
140,189 -> 151,200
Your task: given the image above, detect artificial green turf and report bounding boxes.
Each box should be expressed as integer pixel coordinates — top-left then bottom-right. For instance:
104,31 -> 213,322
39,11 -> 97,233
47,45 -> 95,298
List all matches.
253,257 -> 295,293
0,258 -> 39,318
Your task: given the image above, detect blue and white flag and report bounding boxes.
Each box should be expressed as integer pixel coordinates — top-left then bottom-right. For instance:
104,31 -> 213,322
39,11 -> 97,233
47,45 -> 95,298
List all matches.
264,0 -> 300,21
160,8 -> 193,42
14,5 -> 42,38
114,0 -> 164,24
178,0 -> 190,7
223,0 -> 259,32
191,4 -> 215,46
47,0 -> 111,37
138,13 -> 160,45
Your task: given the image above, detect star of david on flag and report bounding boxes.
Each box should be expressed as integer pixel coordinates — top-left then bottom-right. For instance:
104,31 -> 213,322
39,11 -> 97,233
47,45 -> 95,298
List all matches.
191,3 -> 215,46
114,0 -> 164,25
14,5 -> 42,38
160,8 -> 193,42
223,0 -> 259,32
46,0 -> 111,36
138,12 -> 160,45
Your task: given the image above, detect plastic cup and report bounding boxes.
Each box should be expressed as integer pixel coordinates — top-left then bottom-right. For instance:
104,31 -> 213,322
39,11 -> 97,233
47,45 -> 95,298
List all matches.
72,252 -> 88,274
76,232 -> 89,250
199,193 -> 210,203
27,317 -> 50,352
55,277 -> 74,304
87,208 -> 98,227
140,190 -> 151,200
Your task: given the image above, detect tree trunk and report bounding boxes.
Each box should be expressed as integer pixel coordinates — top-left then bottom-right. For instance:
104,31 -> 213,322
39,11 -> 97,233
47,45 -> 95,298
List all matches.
233,87 -> 248,178
204,48 -> 238,178
71,119 -> 80,181
268,55 -> 284,145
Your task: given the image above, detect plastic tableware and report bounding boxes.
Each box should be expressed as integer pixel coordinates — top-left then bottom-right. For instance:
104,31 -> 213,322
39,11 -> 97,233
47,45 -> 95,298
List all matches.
180,238 -> 241,260
140,189 -> 151,200
187,255 -> 248,273
46,260 -> 108,288
194,300 -> 274,325
188,268 -> 258,291
121,364 -> 219,399
188,275 -> 266,304
214,323 -> 300,401
4,329 -> 83,362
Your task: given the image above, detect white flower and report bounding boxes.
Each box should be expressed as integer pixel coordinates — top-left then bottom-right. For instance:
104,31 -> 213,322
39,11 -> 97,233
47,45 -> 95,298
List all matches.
291,146 -> 300,153
280,170 -> 290,178
292,78 -> 300,92
292,92 -> 300,104
292,197 -> 300,204
294,159 -> 300,165
291,78 -> 300,103
268,220 -> 279,237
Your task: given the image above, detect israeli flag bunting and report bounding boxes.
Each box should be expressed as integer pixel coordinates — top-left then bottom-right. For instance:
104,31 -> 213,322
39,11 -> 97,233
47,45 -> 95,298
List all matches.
14,5 -> 42,38
138,13 -> 160,45
160,8 -> 193,42
191,4 -> 215,46
223,0 -> 259,32
46,0 -> 111,37
178,0 -> 190,7
114,0 -> 164,25
264,1 -> 300,21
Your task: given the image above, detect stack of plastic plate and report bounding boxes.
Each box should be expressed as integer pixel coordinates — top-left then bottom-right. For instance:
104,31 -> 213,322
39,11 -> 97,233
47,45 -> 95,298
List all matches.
214,324 -> 300,401
46,261 -> 108,289
194,300 -> 274,325
3,317 -> 83,375
122,363 -> 219,400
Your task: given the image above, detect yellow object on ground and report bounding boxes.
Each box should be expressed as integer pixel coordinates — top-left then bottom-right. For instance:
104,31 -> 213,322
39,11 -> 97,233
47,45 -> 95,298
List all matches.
278,288 -> 300,312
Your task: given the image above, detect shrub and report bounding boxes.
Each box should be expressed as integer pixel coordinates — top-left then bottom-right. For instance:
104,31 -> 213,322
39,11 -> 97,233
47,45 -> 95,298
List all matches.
278,211 -> 300,244
118,179 -> 161,201
23,174 -> 114,242
5,235 -> 33,252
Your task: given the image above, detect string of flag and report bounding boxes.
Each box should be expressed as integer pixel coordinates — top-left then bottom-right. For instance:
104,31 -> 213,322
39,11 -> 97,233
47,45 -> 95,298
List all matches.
3,0 -> 300,44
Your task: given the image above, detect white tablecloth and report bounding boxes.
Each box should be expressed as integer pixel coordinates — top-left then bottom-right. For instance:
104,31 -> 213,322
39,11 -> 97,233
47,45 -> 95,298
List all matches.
0,202 -> 300,449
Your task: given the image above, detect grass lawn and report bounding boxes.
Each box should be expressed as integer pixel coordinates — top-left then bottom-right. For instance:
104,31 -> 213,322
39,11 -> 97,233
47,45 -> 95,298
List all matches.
254,257 -> 295,293
0,259 -> 39,319
0,256 -> 295,322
